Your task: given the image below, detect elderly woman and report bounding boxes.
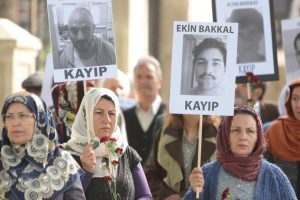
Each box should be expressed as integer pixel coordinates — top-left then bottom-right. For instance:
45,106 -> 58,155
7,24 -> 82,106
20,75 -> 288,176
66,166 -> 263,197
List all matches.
265,78 -> 300,199
0,91 -> 85,200
65,88 -> 152,199
183,106 -> 296,200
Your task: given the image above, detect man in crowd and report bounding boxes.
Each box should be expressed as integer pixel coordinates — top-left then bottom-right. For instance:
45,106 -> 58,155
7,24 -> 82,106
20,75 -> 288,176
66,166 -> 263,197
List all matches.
22,72 -> 44,97
123,56 -> 165,165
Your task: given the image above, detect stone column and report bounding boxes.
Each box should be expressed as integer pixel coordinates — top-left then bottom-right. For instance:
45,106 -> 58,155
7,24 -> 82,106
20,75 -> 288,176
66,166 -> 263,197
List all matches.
112,0 -> 129,72
156,1 -> 188,102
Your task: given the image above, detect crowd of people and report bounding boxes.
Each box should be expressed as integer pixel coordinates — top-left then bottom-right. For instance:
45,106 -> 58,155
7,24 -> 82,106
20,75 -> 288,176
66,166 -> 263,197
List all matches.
2,8 -> 300,196
1,51 -> 298,199
1,1 -> 300,199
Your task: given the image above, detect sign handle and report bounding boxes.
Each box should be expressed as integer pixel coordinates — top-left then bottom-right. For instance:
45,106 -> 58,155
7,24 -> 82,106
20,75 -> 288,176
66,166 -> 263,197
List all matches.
247,82 -> 252,107
196,115 -> 203,199
83,81 -> 90,143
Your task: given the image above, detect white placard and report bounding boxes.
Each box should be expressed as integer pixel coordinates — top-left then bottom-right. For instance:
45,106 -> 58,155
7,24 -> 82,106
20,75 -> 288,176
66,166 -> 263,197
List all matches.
47,0 -> 117,82
213,0 -> 278,83
281,18 -> 300,84
169,21 -> 238,116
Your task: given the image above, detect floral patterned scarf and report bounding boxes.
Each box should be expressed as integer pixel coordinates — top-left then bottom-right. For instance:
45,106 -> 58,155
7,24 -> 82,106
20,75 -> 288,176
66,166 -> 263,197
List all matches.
0,92 -> 82,199
51,81 -> 85,143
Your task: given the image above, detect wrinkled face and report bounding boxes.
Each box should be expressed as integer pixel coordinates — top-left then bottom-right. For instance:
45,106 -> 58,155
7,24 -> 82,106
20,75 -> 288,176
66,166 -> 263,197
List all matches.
134,63 -> 162,99
93,98 -> 117,138
68,11 -> 94,51
4,103 -> 35,144
229,113 -> 258,157
194,48 -> 225,90
291,86 -> 300,120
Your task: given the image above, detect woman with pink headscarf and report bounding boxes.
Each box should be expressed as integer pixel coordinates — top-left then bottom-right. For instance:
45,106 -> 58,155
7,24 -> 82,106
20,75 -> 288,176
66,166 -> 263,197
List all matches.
183,106 -> 296,200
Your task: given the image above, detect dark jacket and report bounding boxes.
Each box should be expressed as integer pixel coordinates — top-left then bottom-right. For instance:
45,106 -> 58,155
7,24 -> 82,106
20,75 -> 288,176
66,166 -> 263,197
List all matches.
124,102 -> 165,165
144,121 -> 217,200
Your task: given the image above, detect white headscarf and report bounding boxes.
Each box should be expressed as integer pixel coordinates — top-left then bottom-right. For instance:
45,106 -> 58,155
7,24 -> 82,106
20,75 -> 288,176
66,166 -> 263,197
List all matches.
66,88 -> 128,178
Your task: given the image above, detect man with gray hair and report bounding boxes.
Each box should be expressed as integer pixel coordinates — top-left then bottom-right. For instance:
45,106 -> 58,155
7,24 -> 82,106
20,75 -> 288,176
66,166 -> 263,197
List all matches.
123,56 -> 166,165
58,7 -> 115,69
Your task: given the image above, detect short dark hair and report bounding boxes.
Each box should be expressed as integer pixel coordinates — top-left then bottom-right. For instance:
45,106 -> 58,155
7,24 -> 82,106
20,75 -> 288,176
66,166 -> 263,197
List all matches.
294,32 -> 300,51
192,38 -> 227,66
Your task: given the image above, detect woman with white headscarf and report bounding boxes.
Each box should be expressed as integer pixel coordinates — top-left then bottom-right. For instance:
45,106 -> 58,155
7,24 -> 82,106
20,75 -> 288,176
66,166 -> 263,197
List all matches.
65,88 -> 152,200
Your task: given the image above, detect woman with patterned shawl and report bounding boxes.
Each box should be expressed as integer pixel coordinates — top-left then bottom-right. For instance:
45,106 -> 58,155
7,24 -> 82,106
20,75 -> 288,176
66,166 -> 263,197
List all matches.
51,81 -> 85,144
65,88 -> 152,199
265,78 -> 300,199
183,106 -> 296,200
0,91 -> 85,200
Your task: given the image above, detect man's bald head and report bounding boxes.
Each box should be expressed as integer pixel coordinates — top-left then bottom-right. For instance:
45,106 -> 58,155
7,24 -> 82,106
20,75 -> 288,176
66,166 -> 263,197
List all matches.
68,7 -> 95,51
68,7 -> 94,26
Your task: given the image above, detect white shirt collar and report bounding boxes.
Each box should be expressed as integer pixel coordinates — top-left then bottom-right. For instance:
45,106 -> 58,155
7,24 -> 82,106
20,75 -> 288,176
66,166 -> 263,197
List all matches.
136,95 -> 162,114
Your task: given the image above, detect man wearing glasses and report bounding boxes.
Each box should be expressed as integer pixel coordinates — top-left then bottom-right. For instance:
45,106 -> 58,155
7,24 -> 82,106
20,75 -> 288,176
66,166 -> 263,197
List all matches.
186,38 -> 227,96
58,7 -> 116,69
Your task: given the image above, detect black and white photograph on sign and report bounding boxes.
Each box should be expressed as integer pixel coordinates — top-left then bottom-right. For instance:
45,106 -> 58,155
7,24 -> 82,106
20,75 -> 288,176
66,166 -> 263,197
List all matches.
47,0 -> 117,82
181,35 -> 227,97
281,18 -> 300,84
227,8 -> 265,64
212,0 -> 279,83
170,21 -> 238,116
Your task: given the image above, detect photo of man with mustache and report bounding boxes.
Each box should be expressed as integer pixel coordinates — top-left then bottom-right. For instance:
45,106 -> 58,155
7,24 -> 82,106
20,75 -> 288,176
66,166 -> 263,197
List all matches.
186,37 -> 227,96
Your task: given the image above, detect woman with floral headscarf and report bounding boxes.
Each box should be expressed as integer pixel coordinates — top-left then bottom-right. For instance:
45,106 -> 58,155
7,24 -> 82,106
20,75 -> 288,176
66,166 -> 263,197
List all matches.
0,91 -> 85,200
65,88 -> 151,200
183,106 -> 296,200
265,78 -> 300,199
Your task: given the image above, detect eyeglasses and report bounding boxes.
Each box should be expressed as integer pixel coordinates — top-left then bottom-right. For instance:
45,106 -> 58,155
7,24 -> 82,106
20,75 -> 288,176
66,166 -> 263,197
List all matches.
69,24 -> 93,35
2,112 -> 35,123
